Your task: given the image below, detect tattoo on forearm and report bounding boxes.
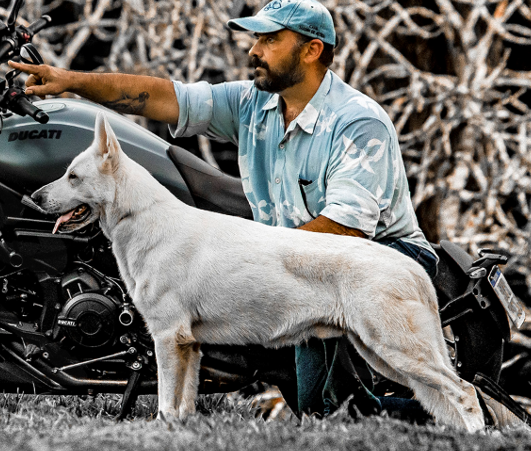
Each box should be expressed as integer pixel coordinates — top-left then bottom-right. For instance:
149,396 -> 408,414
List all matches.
102,91 -> 150,115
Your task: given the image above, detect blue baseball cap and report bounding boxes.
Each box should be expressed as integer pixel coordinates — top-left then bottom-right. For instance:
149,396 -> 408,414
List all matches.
227,0 -> 336,47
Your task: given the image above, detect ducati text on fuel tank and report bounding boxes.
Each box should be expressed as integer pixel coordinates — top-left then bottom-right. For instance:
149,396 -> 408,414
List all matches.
8,129 -> 62,141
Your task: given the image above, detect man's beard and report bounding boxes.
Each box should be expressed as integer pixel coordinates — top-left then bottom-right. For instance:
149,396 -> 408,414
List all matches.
250,53 -> 305,93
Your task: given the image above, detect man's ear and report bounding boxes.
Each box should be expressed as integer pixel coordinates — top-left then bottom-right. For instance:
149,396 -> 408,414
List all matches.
302,39 -> 324,65
93,111 -> 121,173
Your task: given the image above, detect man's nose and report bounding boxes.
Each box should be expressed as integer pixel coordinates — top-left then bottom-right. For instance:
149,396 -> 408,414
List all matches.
249,40 -> 262,58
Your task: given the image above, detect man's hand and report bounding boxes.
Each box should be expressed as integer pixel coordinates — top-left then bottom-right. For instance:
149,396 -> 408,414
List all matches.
8,61 -> 70,98
7,61 -> 179,123
298,215 -> 367,238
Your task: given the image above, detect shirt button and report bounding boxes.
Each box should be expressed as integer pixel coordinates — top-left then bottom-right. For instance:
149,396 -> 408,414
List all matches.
279,143 -> 285,149
275,177 -> 281,184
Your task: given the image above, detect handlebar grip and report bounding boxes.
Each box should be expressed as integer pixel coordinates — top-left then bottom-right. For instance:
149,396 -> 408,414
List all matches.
27,16 -> 52,35
33,109 -> 49,124
0,39 -> 15,62
13,93 -> 49,124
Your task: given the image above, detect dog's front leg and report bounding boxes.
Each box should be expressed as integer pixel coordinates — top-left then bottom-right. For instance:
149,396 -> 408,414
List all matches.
153,329 -> 201,419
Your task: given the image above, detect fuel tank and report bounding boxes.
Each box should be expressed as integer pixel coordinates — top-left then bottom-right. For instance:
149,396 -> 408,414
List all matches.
0,98 -> 193,207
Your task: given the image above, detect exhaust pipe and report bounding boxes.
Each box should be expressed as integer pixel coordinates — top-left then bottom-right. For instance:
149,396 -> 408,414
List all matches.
119,305 -> 134,326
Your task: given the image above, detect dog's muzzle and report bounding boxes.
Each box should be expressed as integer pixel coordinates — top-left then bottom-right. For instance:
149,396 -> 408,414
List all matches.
21,194 -> 47,215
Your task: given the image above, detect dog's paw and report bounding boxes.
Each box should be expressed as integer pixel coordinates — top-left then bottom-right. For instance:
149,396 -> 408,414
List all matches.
157,410 -> 180,423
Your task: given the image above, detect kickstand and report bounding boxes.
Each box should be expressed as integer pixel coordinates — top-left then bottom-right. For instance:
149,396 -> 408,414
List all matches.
473,372 -> 529,424
115,369 -> 143,421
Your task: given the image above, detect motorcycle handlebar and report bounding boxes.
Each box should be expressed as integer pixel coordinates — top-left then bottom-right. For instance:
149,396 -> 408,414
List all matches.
7,0 -> 24,29
0,39 -> 15,62
0,15 -> 51,62
27,16 -> 52,35
17,95 -> 49,124
7,89 -> 49,124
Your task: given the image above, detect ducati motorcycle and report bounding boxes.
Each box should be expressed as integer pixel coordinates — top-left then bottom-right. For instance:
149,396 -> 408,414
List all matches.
0,0 -> 528,421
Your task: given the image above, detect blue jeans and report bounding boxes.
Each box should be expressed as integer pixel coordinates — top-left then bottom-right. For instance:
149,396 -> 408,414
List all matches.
295,238 -> 438,416
378,238 -> 438,279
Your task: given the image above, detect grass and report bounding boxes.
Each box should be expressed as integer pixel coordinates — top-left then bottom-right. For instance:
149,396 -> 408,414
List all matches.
1,392 -> 531,451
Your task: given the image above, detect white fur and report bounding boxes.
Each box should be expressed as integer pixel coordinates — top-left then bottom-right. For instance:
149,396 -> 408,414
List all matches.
32,112 -> 485,431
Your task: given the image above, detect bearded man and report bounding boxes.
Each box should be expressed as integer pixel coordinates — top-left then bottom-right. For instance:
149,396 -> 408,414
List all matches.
10,0 -> 437,418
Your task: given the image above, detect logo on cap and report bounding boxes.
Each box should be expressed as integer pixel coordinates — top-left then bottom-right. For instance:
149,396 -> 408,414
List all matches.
264,0 -> 283,11
227,0 -> 336,47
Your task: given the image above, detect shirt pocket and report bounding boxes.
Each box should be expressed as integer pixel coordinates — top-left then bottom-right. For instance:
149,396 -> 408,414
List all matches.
297,178 -> 324,220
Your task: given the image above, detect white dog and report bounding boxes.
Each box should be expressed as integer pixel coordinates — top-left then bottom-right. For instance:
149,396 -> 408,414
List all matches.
31,112 -> 485,432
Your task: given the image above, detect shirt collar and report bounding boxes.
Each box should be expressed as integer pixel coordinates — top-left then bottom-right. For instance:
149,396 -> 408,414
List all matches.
261,70 -> 333,135
263,93 -> 279,111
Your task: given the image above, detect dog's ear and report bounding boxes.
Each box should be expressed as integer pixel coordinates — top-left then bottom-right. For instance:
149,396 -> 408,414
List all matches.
94,111 -> 121,173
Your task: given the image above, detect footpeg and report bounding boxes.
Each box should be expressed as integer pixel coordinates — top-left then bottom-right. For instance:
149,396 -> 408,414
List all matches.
0,232 -> 22,267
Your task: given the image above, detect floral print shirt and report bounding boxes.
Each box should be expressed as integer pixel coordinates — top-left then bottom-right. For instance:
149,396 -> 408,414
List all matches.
170,70 -> 434,254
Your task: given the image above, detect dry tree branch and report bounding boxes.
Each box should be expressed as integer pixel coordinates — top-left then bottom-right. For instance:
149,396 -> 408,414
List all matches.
3,0 -> 531,300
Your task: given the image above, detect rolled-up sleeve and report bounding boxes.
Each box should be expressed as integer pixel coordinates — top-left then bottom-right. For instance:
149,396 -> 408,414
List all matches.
169,80 -> 252,145
170,80 -> 213,138
320,118 -> 395,238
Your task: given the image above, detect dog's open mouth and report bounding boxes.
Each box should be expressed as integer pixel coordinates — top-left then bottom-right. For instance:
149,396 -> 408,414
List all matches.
53,204 -> 91,234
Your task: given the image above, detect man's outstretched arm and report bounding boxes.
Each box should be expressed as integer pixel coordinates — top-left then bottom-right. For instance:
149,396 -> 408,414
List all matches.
8,61 -> 179,124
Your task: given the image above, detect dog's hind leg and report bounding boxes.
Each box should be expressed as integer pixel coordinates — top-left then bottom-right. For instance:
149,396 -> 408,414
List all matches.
153,328 -> 201,419
408,374 -> 483,431
348,331 -> 484,431
346,303 -> 485,432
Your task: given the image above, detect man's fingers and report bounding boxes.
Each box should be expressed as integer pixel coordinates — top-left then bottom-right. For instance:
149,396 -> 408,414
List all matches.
8,60 -> 41,74
26,74 -> 43,87
8,61 -> 68,98
25,89 -> 46,100
25,85 -> 47,98
8,61 -> 53,98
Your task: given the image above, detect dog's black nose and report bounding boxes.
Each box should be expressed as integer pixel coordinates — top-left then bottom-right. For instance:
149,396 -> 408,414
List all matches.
31,192 -> 42,205
21,194 -> 47,215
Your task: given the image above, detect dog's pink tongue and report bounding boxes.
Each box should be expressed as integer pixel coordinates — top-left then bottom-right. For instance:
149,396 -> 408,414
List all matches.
53,210 -> 75,234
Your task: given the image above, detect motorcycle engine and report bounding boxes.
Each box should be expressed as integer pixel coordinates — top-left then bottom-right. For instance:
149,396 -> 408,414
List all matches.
57,267 -> 123,349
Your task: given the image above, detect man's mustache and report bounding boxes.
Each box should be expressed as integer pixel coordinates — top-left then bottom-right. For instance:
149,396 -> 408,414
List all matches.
250,56 -> 269,71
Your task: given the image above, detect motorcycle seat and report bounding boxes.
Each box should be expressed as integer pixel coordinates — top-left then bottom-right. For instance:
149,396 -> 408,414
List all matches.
435,240 -> 474,274
167,146 -> 253,219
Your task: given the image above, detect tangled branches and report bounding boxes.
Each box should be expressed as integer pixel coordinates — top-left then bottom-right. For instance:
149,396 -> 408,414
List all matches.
334,0 -> 531,296
6,0 -> 531,298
